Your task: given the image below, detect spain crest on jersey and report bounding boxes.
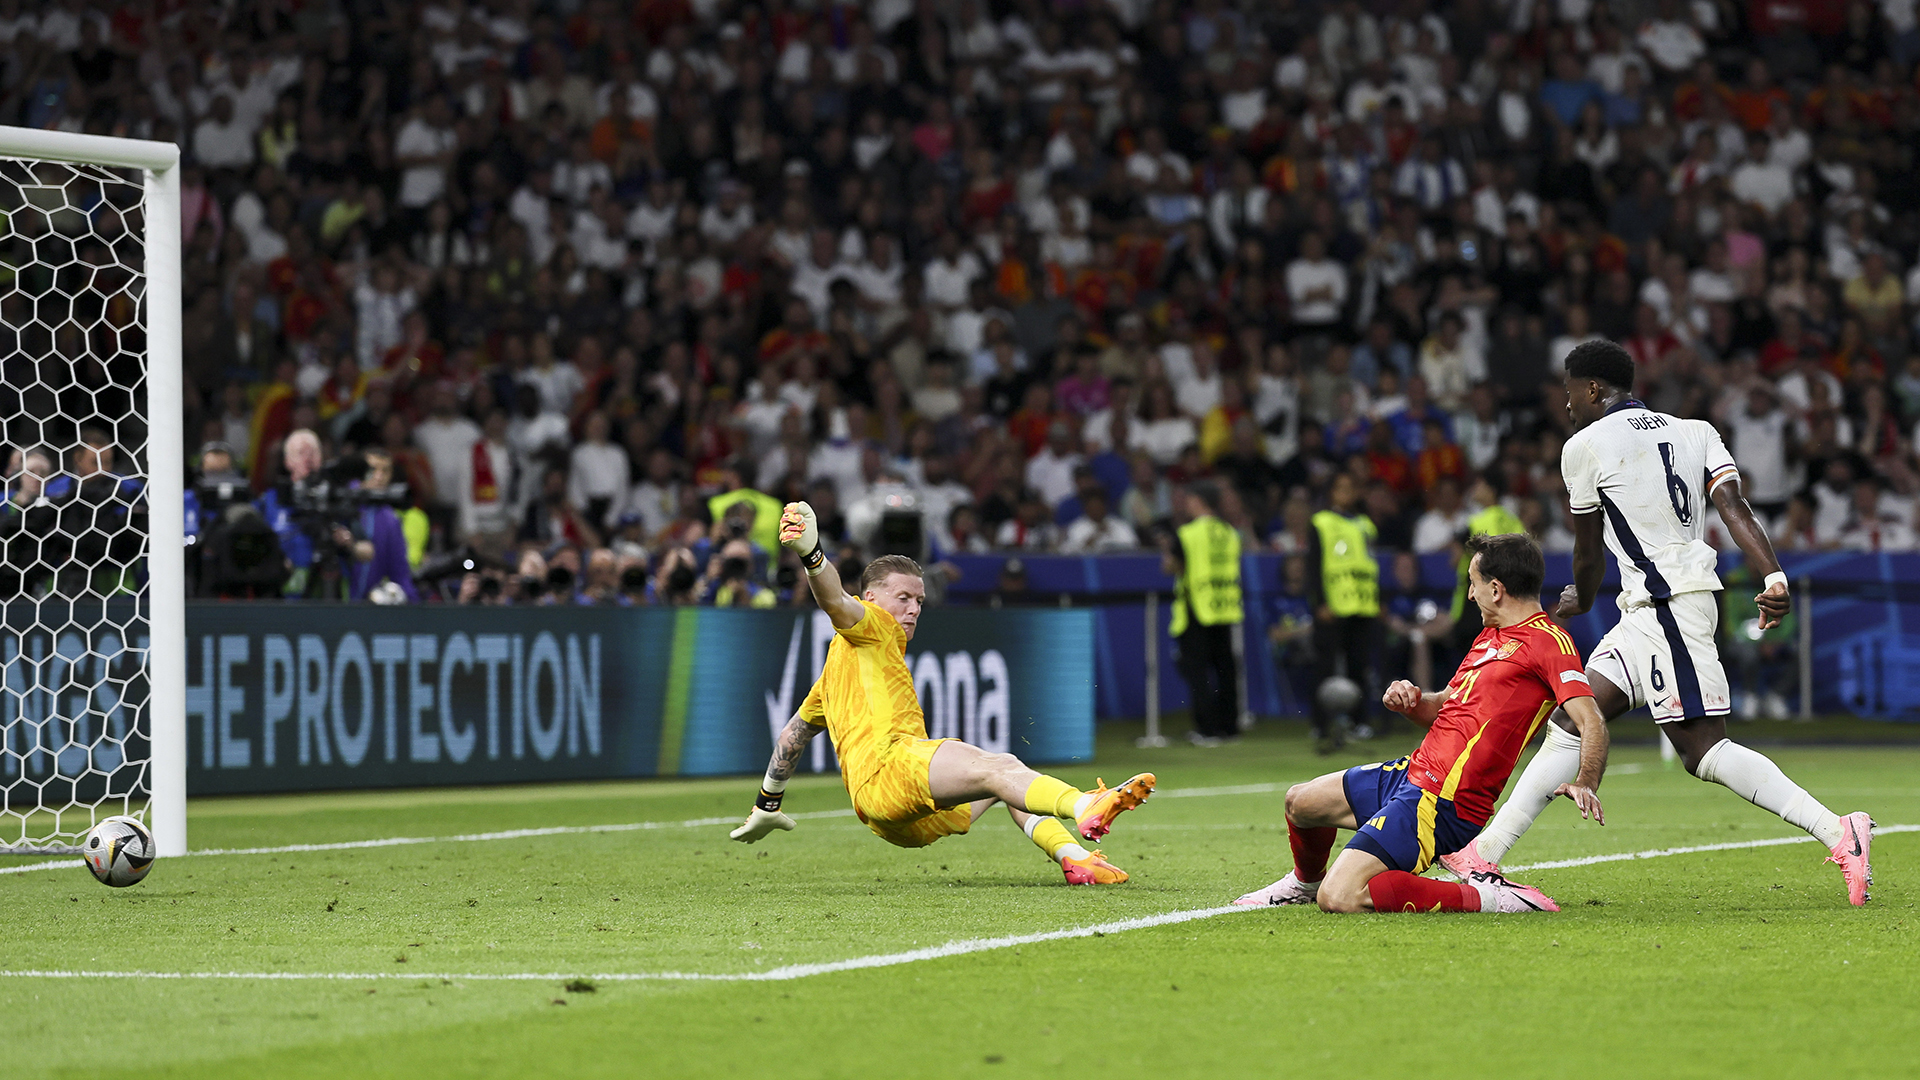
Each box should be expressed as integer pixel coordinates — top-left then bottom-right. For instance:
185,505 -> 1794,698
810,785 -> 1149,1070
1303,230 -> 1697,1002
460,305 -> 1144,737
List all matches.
1473,638 -> 1526,667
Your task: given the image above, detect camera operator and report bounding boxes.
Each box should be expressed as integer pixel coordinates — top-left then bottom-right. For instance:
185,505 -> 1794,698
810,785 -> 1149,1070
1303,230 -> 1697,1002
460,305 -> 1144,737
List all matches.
256,429 -> 322,595
653,546 -> 700,605
340,448 -> 421,603
189,442 -> 288,598
703,537 -> 776,607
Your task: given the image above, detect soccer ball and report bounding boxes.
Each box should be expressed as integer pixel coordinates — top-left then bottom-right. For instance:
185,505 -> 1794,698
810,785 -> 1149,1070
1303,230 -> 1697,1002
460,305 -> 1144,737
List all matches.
1316,676 -> 1362,715
83,815 -> 156,888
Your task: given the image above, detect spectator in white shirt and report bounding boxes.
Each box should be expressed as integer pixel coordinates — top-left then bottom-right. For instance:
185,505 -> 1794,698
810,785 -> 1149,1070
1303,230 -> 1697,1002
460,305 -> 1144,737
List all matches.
519,333 -> 585,416
394,97 -> 459,210
1729,130 -> 1795,218
1025,422 -> 1084,509
1285,231 -> 1349,331
506,384 -> 571,488
922,231 -> 983,310
1174,342 -> 1224,419
1394,135 -> 1469,211
698,182 -> 755,246
629,447 -> 681,541
568,411 -> 630,531
1130,381 -> 1199,466
553,136 -> 614,205
353,263 -> 417,370
790,229 -> 854,325
454,408 -> 519,548
412,383 -> 484,516
1060,489 -> 1140,552
1636,0 -> 1706,73
1726,383 -> 1793,512
1417,312 -> 1478,409
1410,477 -> 1471,553
192,94 -> 258,171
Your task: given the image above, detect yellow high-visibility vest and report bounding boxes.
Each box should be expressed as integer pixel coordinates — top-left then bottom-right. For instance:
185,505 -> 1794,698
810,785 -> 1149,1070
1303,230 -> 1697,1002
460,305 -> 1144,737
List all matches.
1312,510 -> 1379,617
1169,516 -> 1243,635
1452,504 -> 1528,619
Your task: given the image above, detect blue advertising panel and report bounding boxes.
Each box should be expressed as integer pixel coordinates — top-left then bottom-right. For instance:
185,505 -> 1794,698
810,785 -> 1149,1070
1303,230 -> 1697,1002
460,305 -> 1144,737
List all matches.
181,605 -> 1094,795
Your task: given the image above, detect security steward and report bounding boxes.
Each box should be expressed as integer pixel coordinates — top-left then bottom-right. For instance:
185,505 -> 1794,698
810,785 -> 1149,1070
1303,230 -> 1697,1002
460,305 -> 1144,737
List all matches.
1162,482 -> 1244,746
1446,472 -> 1528,661
1308,472 -> 1381,751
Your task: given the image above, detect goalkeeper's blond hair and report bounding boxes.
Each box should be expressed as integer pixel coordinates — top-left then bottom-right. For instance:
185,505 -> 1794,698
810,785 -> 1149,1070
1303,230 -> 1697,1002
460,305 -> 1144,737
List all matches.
859,554 -> 923,593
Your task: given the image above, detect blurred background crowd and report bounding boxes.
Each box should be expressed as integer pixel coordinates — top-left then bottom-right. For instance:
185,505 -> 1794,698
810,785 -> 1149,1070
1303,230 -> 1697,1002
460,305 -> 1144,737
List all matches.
11,0 -> 1920,609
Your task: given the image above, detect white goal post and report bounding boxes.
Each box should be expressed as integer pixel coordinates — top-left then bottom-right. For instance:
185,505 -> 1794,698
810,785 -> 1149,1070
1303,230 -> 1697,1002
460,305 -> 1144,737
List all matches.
0,126 -> 185,858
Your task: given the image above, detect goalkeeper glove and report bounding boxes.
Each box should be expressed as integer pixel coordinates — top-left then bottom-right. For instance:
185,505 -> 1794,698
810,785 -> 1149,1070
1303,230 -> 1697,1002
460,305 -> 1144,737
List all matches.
730,806 -> 797,844
779,501 -> 826,576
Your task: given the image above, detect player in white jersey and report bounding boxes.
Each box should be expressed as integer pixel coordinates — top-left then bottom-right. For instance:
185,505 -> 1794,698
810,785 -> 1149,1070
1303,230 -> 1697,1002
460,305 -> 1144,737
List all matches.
1440,340 -> 1875,905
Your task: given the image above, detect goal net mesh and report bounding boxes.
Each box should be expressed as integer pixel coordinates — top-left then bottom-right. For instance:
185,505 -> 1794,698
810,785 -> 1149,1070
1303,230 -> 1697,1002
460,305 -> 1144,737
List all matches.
0,157 -> 153,854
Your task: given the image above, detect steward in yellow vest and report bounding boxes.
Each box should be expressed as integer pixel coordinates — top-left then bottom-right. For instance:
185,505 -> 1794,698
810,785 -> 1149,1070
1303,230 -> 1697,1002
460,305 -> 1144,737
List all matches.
1161,483 -> 1245,744
1306,472 -> 1381,750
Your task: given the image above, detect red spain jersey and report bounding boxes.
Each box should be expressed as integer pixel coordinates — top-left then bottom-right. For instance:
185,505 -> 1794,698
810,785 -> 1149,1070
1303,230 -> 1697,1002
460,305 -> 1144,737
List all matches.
1406,612 -> 1594,824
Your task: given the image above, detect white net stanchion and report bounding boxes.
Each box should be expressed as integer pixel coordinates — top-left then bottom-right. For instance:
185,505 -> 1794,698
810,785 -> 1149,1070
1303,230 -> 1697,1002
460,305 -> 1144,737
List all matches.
0,129 -> 183,857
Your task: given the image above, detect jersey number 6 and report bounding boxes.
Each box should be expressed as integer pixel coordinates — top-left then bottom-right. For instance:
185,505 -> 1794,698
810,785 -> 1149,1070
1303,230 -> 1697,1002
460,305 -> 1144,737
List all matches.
1657,442 -> 1693,526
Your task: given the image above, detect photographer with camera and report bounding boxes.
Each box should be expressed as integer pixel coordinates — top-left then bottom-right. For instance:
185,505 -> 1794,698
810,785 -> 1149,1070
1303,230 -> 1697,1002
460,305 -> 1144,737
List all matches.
189,441 -> 288,598
703,537 -> 777,607
256,429 -> 323,595
653,546 -> 701,606
341,448 -> 421,603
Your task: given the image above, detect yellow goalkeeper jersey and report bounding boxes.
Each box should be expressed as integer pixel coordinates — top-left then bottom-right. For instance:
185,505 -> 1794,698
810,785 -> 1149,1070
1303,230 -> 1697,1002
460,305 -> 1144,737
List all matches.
798,600 -> 927,794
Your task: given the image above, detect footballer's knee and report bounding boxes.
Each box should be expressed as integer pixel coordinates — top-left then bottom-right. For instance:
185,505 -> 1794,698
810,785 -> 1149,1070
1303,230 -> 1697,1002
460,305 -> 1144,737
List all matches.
1315,881 -> 1366,914
1284,783 -> 1308,823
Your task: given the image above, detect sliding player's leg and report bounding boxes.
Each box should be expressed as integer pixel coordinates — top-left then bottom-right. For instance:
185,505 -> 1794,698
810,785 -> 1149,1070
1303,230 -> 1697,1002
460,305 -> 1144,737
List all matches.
1447,667 -> 1632,874
1005,804 -> 1129,884
1663,714 -> 1874,904
927,739 -> 1154,840
1331,774 -> 1557,914
1234,767 -> 1354,905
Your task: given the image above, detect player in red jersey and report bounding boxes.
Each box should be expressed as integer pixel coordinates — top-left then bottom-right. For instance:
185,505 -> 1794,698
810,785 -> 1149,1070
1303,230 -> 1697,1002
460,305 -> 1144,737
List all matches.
1235,533 -> 1610,913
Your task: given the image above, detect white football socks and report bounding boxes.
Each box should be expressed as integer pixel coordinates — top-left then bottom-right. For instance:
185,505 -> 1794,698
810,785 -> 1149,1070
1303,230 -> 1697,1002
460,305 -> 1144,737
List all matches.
1695,739 -> 1844,848
1476,722 -> 1584,864
1072,790 -> 1096,820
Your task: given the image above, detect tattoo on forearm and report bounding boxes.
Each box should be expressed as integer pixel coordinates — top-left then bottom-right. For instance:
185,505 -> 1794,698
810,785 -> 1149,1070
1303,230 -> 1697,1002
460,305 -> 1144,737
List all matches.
767,716 -> 816,784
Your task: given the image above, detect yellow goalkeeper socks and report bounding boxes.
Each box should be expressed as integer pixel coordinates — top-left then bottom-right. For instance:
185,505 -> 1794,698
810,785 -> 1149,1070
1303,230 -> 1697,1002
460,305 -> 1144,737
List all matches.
1023,815 -> 1089,863
1023,775 -> 1084,820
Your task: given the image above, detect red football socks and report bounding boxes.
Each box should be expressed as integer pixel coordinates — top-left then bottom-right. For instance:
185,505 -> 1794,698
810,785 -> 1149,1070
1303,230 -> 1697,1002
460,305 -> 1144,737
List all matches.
1287,823 -> 1337,883
1367,871 -> 1481,913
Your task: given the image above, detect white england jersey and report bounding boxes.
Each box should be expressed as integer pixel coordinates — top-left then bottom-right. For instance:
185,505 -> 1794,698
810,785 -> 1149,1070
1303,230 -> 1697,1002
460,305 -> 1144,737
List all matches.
1561,402 -> 1738,609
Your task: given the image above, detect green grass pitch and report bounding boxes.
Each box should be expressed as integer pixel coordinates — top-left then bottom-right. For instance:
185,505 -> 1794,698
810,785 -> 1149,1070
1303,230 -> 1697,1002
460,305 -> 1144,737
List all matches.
5,721 -> 1916,1079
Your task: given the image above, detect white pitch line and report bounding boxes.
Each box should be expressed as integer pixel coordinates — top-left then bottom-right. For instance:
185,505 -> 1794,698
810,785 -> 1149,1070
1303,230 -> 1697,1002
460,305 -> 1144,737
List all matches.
5,825 -> 1911,985
0,810 -> 863,876
0,780 -> 1307,876
0,905 -> 1256,983
1505,823 -> 1920,872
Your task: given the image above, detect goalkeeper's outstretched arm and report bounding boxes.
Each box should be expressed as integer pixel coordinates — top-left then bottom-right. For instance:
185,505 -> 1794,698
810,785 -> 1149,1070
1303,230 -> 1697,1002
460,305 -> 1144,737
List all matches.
731,712 -> 823,844
780,501 -> 865,629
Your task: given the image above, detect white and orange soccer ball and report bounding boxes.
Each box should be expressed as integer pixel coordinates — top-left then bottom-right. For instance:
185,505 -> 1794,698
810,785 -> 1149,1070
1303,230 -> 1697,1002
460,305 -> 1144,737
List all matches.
83,815 -> 155,888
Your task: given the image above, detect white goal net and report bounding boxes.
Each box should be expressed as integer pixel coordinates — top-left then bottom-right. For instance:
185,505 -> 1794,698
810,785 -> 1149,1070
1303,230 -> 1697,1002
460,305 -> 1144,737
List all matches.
0,129 -> 184,857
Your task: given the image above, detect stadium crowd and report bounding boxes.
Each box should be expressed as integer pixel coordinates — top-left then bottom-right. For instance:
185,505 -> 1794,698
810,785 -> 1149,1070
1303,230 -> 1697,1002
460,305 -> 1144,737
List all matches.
9,0 -> 1920,607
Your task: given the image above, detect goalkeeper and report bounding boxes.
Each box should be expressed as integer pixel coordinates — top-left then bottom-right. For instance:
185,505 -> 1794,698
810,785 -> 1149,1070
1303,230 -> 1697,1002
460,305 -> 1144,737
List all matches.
730,501 -> 1155,884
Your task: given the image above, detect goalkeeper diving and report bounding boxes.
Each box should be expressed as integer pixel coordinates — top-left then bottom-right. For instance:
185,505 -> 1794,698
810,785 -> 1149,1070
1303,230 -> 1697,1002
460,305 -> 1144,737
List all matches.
730,501 -> 1156,884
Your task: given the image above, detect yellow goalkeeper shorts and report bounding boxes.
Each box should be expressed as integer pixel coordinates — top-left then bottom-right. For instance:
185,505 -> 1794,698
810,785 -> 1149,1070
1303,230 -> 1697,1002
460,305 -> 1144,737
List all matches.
852,737 -> 972,849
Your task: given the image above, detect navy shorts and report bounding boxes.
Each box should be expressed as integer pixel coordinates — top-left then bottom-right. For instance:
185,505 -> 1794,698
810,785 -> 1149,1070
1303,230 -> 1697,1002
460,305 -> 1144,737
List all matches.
1341,756 -> 1482,874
